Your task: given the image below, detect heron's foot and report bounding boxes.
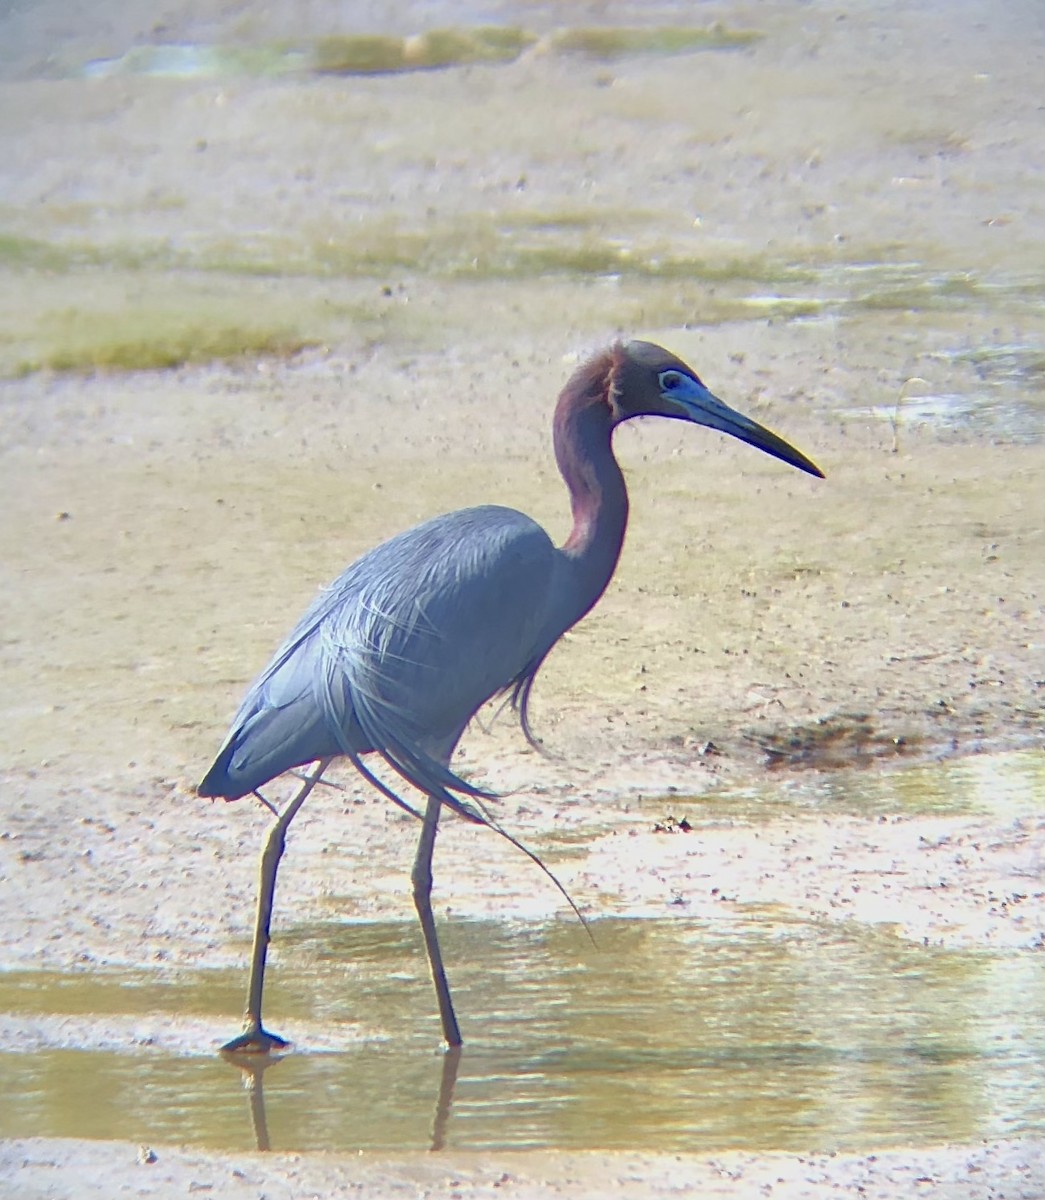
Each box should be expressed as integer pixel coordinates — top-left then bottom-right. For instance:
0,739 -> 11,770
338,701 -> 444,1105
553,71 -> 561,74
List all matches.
220,1023 -> 290,1056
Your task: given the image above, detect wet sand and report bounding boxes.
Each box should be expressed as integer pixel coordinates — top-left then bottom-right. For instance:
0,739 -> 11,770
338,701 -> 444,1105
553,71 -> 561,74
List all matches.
1,0 -> 1043,1196
3,1136 -> 1043,1200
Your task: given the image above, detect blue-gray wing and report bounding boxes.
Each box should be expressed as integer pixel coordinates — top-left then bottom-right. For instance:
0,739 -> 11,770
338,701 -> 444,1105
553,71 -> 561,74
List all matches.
199,505 -> 559,802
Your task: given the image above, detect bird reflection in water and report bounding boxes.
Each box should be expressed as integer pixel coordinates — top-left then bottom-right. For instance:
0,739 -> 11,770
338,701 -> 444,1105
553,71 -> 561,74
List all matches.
222,1045 -> 463,1152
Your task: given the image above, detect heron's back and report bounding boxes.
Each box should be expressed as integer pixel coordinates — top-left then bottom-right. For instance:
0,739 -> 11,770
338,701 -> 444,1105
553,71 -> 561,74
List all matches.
199,505 -> 559,800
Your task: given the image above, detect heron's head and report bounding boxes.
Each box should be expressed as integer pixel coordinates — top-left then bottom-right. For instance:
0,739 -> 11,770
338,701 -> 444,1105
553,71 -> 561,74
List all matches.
606,340 -> 824,479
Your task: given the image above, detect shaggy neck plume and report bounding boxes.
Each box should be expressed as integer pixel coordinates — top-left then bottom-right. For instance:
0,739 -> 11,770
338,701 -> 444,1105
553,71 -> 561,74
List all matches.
552,348 -> 630,618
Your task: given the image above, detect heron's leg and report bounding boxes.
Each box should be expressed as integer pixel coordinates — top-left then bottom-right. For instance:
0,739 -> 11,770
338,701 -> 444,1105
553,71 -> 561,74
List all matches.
222,758 -> 332,1055
411,794 -> 463,1047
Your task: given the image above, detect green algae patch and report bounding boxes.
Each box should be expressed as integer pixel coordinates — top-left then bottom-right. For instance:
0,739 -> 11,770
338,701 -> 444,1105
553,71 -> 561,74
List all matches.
1,274 -> 328,377
552,25 -> 763,59
313,34 -> 412,74
69,23 -> 759,81
312,27 -> 536,75
24,317 -> 312,375
311,25 -> 756,75
0,234 -> 76,271
0,218 -> 809,289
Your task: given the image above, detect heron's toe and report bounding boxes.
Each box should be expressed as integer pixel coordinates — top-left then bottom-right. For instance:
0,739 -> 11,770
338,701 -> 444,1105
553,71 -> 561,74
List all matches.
220,1025 -> 291,1056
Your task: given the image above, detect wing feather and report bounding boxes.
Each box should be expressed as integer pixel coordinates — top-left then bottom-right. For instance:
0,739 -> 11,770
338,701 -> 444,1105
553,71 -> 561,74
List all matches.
199,505 -> 559,802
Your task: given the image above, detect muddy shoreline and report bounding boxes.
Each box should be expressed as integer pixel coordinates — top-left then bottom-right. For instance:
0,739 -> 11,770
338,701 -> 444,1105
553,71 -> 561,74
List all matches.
4,1137 -> 1043,1200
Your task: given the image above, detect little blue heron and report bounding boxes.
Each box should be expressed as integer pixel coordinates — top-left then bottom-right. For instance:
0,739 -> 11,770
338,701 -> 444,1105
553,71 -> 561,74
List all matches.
199,340 -> 823,1052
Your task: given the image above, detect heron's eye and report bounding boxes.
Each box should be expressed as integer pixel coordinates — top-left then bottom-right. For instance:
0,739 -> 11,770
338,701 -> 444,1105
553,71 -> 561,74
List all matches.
659,370 -> 686,392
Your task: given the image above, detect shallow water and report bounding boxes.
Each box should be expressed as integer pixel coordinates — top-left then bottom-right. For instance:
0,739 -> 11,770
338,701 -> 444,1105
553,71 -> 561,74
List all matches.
2,755 -> 1043,1155
541,749 -> 1045,869
658,747 -> 1045,826
2,921 -> 1043,1153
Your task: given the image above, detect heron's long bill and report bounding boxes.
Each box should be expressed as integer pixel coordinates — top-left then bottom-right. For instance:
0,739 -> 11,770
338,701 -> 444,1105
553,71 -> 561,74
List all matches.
681,385 -> 824,479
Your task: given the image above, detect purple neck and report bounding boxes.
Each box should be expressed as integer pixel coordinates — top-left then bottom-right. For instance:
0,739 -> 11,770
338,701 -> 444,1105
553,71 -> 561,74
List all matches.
553,389 -> 629,622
